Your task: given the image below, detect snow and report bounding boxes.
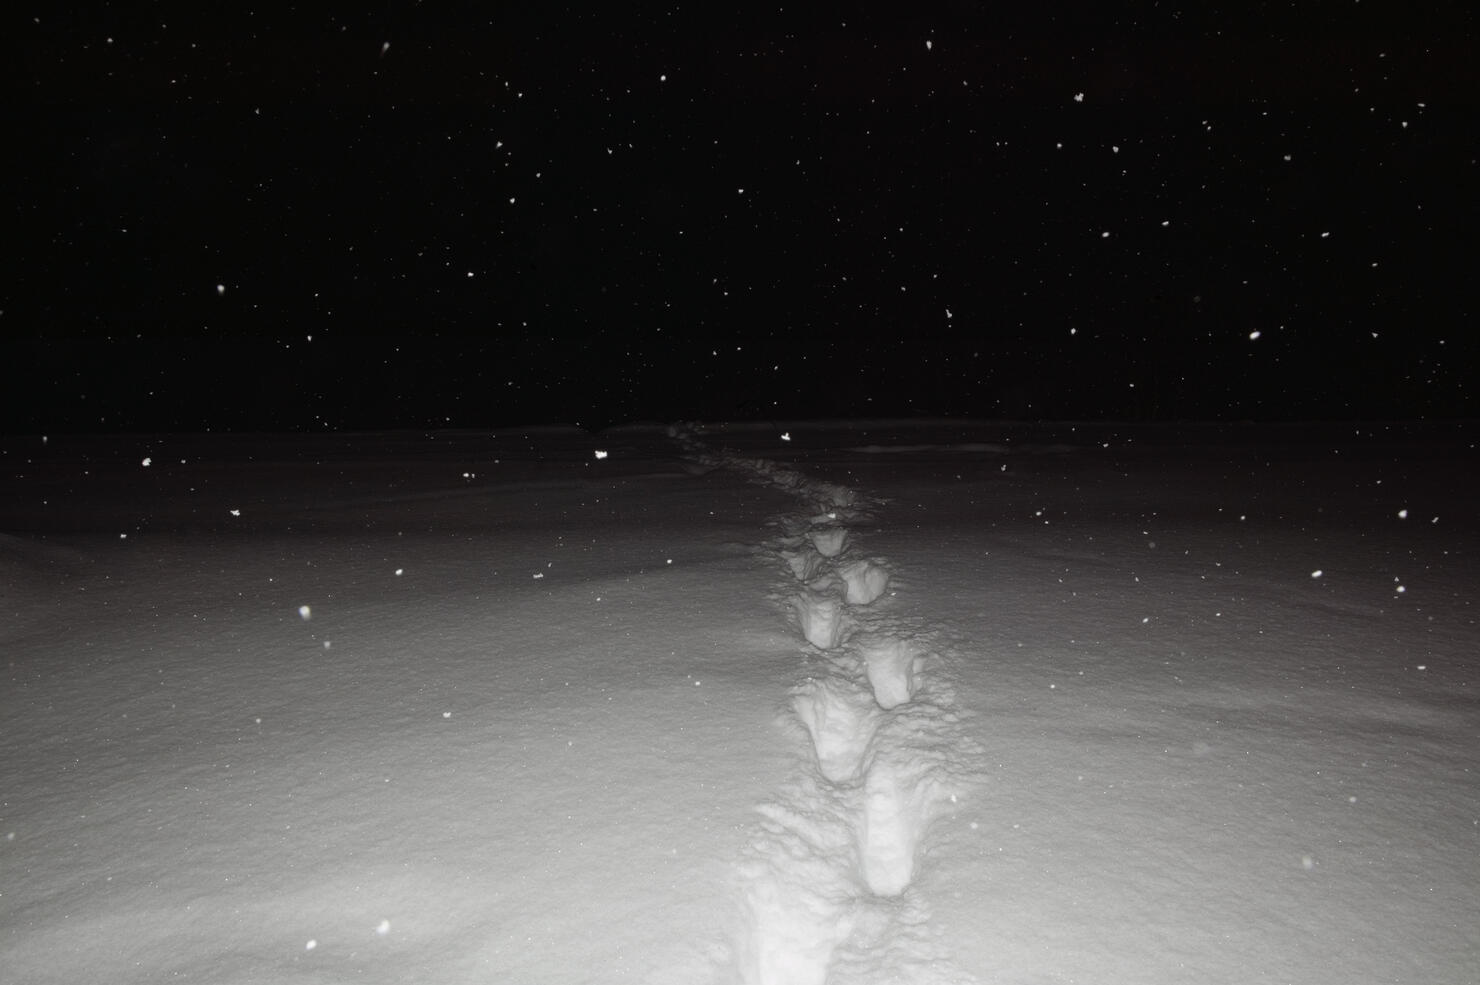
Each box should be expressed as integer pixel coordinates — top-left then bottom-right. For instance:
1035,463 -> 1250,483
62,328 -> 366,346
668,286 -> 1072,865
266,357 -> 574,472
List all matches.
2,421 -> 1476,984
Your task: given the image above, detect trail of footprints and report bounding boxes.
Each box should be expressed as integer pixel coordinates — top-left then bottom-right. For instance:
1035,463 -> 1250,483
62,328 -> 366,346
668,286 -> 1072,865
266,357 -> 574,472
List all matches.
675,429 -> 980,985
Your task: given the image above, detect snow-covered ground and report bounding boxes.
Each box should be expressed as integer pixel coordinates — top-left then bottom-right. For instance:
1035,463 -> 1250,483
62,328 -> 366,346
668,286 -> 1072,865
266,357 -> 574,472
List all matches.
2,421 -> 1476,984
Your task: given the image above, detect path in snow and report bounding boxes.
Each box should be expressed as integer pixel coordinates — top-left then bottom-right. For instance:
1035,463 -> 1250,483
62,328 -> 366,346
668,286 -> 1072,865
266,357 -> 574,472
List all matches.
675,426 -> 983,985
693,419 -> 1480,985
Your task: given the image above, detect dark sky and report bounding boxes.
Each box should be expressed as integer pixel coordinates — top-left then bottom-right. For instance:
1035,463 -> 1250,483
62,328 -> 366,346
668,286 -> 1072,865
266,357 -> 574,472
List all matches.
4,3 -> 1476,432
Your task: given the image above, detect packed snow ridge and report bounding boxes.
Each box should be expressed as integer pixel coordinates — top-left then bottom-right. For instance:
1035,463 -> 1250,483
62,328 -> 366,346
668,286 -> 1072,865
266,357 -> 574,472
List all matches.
671,425 -> 983,985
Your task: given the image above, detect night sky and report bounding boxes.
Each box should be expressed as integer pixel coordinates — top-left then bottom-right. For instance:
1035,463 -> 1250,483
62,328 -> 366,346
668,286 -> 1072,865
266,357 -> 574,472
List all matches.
5,3 -> 1476,432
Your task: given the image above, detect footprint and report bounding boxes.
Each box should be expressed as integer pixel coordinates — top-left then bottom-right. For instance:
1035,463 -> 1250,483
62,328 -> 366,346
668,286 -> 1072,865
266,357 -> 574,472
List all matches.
735,795 -> 859,985
839,559 -> 890,605
782,545 -> 826,582
791,676 -> 880,783
857,754 -> 934,897
859,639 -> 924,711
808,526 -> 849,558
736,872 -> 850,985
812,483 -> 857,510
794,590 -> 847,650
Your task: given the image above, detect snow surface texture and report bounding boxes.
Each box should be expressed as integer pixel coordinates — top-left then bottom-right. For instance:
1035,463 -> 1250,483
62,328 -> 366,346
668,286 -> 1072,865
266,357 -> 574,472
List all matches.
2,421 -> 1477,984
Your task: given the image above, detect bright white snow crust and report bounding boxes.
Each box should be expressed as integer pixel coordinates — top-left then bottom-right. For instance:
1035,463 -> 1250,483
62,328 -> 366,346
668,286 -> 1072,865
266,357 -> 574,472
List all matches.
2,421 -> 1476,984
